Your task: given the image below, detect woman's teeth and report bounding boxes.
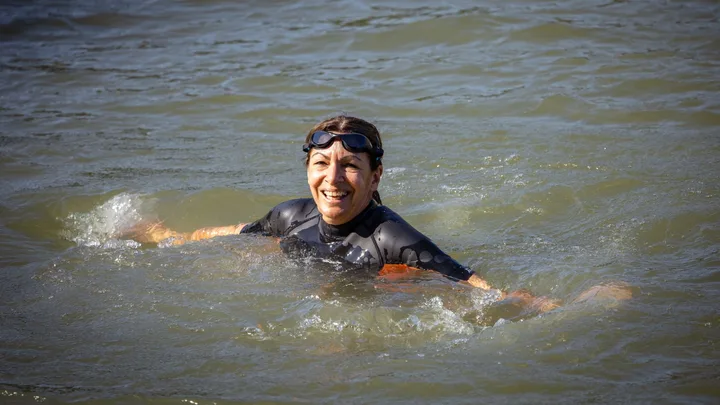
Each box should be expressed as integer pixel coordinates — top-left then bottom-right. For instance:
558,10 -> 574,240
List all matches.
323,191 -> 348,199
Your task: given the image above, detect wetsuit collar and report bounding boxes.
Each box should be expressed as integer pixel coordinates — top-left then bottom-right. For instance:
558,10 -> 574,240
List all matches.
318,200 -> 378,240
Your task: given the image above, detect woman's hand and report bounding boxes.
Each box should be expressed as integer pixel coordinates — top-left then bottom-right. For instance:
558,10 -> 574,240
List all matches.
122,221 -> 186,244
570,282 -> 633,306
501,289 -> 561,313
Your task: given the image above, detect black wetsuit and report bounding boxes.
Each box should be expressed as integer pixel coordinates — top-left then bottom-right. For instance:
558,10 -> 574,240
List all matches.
240,198 -> 474,281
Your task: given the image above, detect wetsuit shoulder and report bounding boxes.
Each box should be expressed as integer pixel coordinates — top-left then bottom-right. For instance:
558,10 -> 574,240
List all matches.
241,198 -> 319,237
370,205 -> 474,281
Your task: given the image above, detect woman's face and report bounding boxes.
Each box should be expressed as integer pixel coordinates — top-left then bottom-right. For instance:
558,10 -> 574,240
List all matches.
307,139 -> 382,225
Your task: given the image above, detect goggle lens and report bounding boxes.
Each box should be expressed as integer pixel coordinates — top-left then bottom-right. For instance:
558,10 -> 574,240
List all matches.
303,131 -> 383,158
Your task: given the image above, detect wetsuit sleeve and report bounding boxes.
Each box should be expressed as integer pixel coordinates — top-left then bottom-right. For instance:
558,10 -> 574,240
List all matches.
374,217 -> 474,281
240,198 -> 316,237
239,210 -> 275,236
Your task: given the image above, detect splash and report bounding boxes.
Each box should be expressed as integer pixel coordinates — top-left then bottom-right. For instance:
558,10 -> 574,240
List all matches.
414,296 -> 476,335
63,193 -> 152,247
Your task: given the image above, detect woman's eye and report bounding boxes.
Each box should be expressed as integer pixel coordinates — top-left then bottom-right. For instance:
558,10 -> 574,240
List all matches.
313,161 -> 328,166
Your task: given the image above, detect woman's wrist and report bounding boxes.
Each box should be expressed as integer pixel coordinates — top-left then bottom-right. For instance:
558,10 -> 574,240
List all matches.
467,273 -> 492,290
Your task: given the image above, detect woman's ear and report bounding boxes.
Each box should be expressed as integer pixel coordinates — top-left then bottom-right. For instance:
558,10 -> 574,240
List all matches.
372,165 -> 383,188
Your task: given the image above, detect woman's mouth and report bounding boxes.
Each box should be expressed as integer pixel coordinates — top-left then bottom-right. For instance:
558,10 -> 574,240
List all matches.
322,190 -> 349,201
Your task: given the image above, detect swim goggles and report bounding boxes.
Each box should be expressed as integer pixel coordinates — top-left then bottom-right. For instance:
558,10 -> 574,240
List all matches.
302,131 -> 384,158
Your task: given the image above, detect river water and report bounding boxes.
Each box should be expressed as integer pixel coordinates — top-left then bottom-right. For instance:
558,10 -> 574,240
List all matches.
1,0 -> 719,403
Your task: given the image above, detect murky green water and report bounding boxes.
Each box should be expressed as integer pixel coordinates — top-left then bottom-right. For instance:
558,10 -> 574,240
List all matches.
1,0 -> 719,403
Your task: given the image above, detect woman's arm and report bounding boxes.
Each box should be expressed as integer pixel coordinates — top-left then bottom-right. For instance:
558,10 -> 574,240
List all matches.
185,224 -> 248,242
378,264 -> 559,313
380,264 -> 496,290
126,222 -> 247,245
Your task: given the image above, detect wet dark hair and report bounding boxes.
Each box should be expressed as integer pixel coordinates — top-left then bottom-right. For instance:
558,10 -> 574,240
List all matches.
304,115 -> 383,205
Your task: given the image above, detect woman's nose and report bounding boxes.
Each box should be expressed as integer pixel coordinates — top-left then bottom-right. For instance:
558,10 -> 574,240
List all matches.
325,161 -> 345,184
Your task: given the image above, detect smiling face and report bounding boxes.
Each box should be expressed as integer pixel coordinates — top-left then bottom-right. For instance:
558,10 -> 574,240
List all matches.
307,140 -> 383,225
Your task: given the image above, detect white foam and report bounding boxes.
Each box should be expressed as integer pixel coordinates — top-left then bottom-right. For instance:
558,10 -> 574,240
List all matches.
63,193 -> 152,247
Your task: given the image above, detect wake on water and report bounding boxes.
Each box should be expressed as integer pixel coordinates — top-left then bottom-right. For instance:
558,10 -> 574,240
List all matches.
57,193 -> 628,340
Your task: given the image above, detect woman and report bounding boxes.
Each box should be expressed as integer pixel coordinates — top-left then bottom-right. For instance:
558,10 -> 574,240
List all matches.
132,116 -> 629,310
137,116 -> 492,284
